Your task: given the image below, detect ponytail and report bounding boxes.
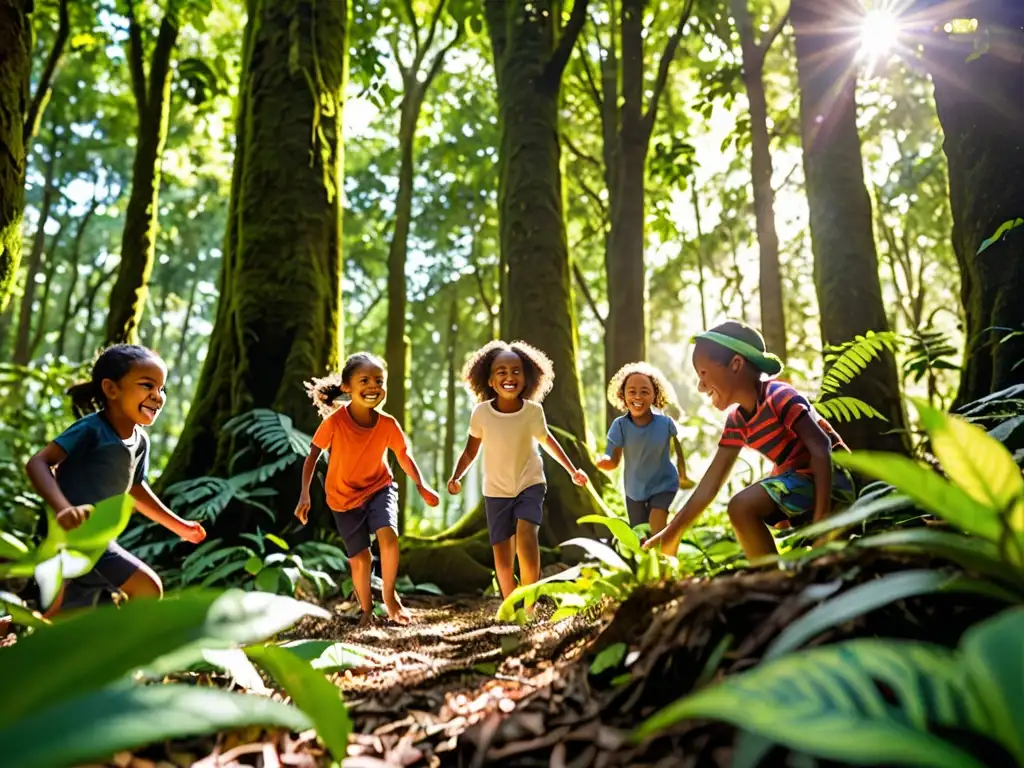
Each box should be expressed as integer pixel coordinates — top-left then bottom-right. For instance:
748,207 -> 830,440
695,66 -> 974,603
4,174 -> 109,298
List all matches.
67,379 -> 105,418
68,344 -> 158,418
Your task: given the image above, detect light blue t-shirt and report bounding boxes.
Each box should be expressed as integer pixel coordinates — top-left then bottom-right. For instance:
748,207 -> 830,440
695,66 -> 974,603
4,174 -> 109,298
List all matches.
53,412 -> 149,506
606,412 -> 679,502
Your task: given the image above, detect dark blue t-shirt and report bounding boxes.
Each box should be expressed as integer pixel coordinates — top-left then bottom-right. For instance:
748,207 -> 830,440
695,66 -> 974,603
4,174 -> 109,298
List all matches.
53,412 -> 149,506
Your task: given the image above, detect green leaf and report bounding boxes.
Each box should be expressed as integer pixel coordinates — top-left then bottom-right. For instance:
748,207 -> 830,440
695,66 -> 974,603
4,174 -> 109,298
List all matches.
976,218 -> 1024,255
0,531 -> 29,559
255,566 -> 285,593
244,554 -> 264,575
65,495 -> 134,551
0,591 -> 49,629
834,452 -> 1003,543
915,399 -> 1024,515
246,644 -> 351,759
590,642 -> 627,675
765,569 -> 988,660
560,537 -> 630,571
783,493 -> 912,542
203,648 -> 270,692
576,514 -> 641,554
265,533 -> 289,551
0,684 -> 311,768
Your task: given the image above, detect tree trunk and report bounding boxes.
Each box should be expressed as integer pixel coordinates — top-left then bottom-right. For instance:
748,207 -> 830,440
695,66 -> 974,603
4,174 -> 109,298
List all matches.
159,0 -> 348,490
732,0 -> 787,359
54,196 -> 99,359
13,145 -> 59,364
790,0 -> 907,453
442,285 -> 459,526
105,9 -> 178,345
484,0 -> 603,548
28,223 -> 64,357
926,8 -> 1024,406
0,0 -> 32,314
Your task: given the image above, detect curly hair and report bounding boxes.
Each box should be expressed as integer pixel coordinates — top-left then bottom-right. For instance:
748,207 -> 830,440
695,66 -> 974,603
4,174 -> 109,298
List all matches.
67,344 -> 161,418
606,361 -> 677,412
304,352 -> 387,418
461,340 -> 555,403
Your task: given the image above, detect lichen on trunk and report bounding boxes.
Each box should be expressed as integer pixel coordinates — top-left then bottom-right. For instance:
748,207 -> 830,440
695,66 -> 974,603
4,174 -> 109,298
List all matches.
791,0 -> 907,453
159,0 -> 348,490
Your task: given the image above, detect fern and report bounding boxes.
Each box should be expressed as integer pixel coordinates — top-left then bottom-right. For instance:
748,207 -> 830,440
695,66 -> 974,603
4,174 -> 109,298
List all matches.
820,331 -> 902,396
224,409 -> 311,459
814,396 -> 887,423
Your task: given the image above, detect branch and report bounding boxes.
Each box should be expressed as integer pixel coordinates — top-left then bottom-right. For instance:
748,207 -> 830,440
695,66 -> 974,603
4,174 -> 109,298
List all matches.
572,262 -> 605,328
576,30 -> 603,110
423,26 -> 464,91
771,162 -> 800,194
24,0 -> 70,144
642,0 -> 695,132
415,0 -> 450,72
562,133 -> 603,170
757,4 -> 790,58
145,11 -> 181,130
400,0 -> 422,48
125,0 -> 149,116
543,0 -> 592,86
388,31 -> 410,78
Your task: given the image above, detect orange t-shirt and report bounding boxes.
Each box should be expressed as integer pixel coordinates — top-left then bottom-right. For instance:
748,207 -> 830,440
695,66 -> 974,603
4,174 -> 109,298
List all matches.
311,405 -> 410,512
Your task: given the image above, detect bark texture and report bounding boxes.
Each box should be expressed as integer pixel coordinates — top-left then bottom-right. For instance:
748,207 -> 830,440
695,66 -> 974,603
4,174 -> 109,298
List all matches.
160,0 -> 347,488
0,0 -> 32,314
484,0 -> 603,547
791,0 -> 907,452
925,5 -> 1024,405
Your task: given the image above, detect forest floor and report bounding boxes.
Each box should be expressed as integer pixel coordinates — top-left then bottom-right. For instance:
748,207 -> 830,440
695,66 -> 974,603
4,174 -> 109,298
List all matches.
24,550 -> 1001,768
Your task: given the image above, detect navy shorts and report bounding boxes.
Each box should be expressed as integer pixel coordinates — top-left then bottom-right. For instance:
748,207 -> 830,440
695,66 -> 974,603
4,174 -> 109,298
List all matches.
333,483 -> 398,557
63,541 -> 146,609
625,490 -> 677,528
484,483 -> 545,545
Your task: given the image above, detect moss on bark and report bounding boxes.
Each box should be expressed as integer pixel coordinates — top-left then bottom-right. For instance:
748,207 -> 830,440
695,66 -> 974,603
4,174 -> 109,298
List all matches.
160,0 -> 348,490
791,0 -> 908,453
0,0 -> 32,314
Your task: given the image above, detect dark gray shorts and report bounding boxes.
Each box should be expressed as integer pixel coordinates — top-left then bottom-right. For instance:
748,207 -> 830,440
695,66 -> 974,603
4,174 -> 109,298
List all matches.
625,490 -> 677,528
333,483 -> 398,557
484,483 -> 545,546
63,541 -> 146,609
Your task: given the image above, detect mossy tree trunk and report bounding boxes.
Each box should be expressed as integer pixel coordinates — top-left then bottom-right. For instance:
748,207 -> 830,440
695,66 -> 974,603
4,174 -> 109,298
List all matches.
597,0 -> 694,429
791,0 -> 907,453
159,0 -> 348,489
484,0 -> 603,548
0,0 -> 32,315
442,284 -> 460,527
104,1 -> 178,345
385,2 -> 462,530
925,6 -> 1024,406
731,0 -> 787,360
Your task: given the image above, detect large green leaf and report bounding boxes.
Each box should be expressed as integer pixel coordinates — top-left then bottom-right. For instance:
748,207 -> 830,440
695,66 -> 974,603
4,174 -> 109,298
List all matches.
64,494 -> 134,551
246,644 -> 351,758
835,452 -> 1003,543
634,640 -> 987,767
0,684 -> 311,768
0,589 -> 328,723
560,537 -> 630,571
765,570 -> 995,661
915,399 -> 1024,530
782,493 -> 912,542
576,514 -> 641,554
960,608 -> 1024,762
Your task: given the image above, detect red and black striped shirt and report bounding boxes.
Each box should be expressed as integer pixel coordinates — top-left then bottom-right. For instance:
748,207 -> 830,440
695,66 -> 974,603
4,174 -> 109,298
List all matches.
719,380 -> 846,475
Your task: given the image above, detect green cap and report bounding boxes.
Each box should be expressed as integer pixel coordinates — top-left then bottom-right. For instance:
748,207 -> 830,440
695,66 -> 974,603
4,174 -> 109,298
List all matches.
692,330 -> 784,376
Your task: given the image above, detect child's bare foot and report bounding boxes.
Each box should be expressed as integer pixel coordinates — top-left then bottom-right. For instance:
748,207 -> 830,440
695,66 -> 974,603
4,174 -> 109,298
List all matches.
384,597 -> 412,625
357,609 -> 375,628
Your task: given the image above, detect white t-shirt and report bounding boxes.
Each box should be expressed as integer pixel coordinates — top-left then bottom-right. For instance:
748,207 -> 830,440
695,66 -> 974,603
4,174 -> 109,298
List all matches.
469,399 -> 549,498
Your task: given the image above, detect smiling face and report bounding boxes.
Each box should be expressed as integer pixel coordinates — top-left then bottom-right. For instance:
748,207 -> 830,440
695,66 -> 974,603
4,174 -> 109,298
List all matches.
622,373 -> 656,418
343,363 -> 387,410
102,356 -> 168,427
692,345 -> 745,411
489,350 -> 525,401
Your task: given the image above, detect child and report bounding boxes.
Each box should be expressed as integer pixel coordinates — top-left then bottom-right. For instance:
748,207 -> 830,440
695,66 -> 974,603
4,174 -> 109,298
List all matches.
645,321 -> 855,560
294,352 -> 439,626
595,362 -> 694,537
447,340 -> 588,601
25,344 -> 206,614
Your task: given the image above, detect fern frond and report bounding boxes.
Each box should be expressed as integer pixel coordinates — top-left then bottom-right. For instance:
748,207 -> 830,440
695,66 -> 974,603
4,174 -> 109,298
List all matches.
814,396 -> 888,423
819,331 -> 902,395
223,409 -> 311,458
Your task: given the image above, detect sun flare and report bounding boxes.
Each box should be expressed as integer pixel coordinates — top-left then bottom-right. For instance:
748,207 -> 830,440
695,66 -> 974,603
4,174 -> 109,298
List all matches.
859,8 -> 901,70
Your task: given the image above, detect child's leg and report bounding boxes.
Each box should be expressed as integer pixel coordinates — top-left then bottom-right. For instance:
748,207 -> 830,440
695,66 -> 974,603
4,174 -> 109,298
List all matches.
727,485 -> 780,559
119,564 -> 162,600
647,491 -> 675,538
515,519 -> 541,587
492,536 -> 517,598
649,508 -> 669,536
348,548 -> 374,624
375,526 -> 410,624
333,505 -> 376,623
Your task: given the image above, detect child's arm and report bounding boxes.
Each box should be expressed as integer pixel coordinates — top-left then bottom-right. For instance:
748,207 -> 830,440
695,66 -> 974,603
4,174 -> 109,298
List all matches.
542,431 -> 588,486
294,446 -> 323,524
447,436 -> 482,494
595,446 -> 622,471
25,443 -> 88,530
672,435 -> 695,489
391,433 -> 440,507
643,444 -> 740,554
793,415 -> 834,523
130,483 -> 206,543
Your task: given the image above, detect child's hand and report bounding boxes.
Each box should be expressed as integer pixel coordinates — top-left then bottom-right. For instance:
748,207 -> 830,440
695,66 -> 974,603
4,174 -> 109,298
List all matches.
447,479 -> 461,495
679,476 -> 695,490
595,456 -> 615,471
571,469 -> 588,486
643,525 -> 679,554
56,504 -> 93,531
294,493 -> 311,525
418,484 -> 440,508
180,520 -> 207,544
